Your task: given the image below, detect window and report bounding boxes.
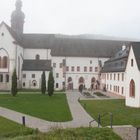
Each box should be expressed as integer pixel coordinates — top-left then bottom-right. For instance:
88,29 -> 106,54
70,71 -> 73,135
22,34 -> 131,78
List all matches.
1,33 -> 4,36
95,67 -> 98,72
84,66 -> 87,72
131,59 -> 133,67
32,80 -> 37,87
56,73 -> 59,78
89,67 -> 92,72
60,63 -> 63,68
32,74 -> 35,78
110,85 -> 112,91
107,74 -> 109,80
118,74 -> 120,81
6,74 -> 9,82
3,56 -> 8,68
79,77 -> 84,83
0,75 -> 3,82
122,87 -> 124,95
71,66 -> 74,72
129,79 -> 135,97
77,66 -> 80,72
91,77 -> 96,83
90,60 -> 92,64
23,74 -> 26,78
23,82 -> 25,87
56,83 -> 59,88
107,84 -> 108,90
35,54 -> 40,60
118,86 -> 119,93
122,73 -> 124,81
110,74 -> 112,80
114,74 -> 116,80
66,66 -> 69,71
53,63 -> 56,68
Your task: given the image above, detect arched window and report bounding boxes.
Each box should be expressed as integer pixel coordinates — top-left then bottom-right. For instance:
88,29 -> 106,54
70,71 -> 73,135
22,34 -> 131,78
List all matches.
0,57 -> 1,68
131,59 -> 133,67
32,80 -> 37,87
36,54 -> 40,60
3,56 -> 8,68
91,77 -> 96,83
129,79 -> 135,97
68,77 -> 72,83
79,77 -> 84,83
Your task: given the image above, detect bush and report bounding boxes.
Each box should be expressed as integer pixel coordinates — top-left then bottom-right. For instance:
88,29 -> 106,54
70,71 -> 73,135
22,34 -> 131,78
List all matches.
41,71 -> 46,94
11,69 -> 18,96
48,71 -> 54,96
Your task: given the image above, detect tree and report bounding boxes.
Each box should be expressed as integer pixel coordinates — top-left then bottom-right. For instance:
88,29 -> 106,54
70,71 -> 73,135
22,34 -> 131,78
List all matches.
48,71 -> 54,96
41,71 -> 46,94
11,69 -> 18,96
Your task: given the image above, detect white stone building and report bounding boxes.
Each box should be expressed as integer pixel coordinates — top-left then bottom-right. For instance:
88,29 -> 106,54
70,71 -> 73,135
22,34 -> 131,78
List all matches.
0,0 -> 124,91
1,0 -> 140,108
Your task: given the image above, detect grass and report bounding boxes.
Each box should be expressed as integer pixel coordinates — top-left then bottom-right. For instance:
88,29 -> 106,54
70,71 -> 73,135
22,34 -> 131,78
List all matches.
8,127 -> 122,140
0,93 -> 72,122
0,116 -> 33,139
80,99 -> 140,126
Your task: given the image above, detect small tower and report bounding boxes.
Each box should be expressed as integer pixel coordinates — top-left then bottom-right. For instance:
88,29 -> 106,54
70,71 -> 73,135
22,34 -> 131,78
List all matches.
11,0 -> 25,34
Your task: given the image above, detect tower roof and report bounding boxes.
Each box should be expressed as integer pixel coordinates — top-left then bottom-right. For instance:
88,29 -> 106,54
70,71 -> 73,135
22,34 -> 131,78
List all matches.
16,0 -> 22,10
11,0 -> 25,34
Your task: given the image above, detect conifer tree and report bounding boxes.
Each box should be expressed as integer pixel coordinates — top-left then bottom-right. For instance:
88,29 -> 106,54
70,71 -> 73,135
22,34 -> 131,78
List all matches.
48,71 -> 54,96
41,71 -> 46,94
11,69 -> 18,96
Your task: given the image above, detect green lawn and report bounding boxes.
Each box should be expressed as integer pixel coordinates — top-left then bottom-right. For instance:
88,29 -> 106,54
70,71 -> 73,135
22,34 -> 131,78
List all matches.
0,93 -> 72,122
0,116 -> 33,139
9,127 -> 122,140
80,99 -> 140,126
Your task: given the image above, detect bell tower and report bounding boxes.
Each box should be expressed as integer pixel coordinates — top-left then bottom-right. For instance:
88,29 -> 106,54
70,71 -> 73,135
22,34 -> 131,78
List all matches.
11,0 -> 25,34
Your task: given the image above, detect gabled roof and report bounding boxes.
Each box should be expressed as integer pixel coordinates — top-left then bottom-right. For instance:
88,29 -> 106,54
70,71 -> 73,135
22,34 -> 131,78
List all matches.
22,60 -> 52,71
131,42 -> 140,71
0,22 -> 130,58
101,46 -> 130,73
0,22 -> 23,45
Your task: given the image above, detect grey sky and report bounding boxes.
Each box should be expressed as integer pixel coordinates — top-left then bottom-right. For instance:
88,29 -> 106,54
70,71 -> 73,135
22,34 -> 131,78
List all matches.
0,0 -> 140,39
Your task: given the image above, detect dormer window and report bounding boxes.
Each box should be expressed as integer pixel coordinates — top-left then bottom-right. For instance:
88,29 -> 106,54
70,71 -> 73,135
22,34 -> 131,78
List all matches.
131,59 -> 133,67
36,54 -> 40,60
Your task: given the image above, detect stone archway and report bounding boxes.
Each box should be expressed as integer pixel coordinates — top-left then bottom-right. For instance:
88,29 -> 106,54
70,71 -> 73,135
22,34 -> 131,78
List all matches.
91,77 -> 96,90
67,77 -> 73,90
78,77 -> 85,92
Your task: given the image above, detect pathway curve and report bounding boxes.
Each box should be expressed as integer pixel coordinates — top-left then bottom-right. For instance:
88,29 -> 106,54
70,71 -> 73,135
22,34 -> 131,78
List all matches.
0,91 -> 97,132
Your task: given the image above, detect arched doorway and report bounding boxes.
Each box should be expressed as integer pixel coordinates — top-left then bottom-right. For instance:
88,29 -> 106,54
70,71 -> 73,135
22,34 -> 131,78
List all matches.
67,77 -> 73,90
91,77 -> 96,90
79,77 -> 84,92
129,79 -> 135,97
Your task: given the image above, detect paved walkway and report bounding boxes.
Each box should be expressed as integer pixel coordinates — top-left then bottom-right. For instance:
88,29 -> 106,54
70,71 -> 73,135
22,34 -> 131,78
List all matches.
0,91 -> 97,132
112,125 -> 140,140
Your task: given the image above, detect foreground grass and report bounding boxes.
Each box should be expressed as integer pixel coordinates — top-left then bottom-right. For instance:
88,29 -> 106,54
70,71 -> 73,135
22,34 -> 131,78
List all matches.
80,99 -> 140,126
0,93 -> 72,122
0,116 -> 33,139
9,127 -> 122,140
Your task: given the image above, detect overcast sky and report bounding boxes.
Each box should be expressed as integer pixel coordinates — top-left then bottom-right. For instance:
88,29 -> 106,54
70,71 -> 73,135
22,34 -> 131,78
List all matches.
0,0 -> 140,39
